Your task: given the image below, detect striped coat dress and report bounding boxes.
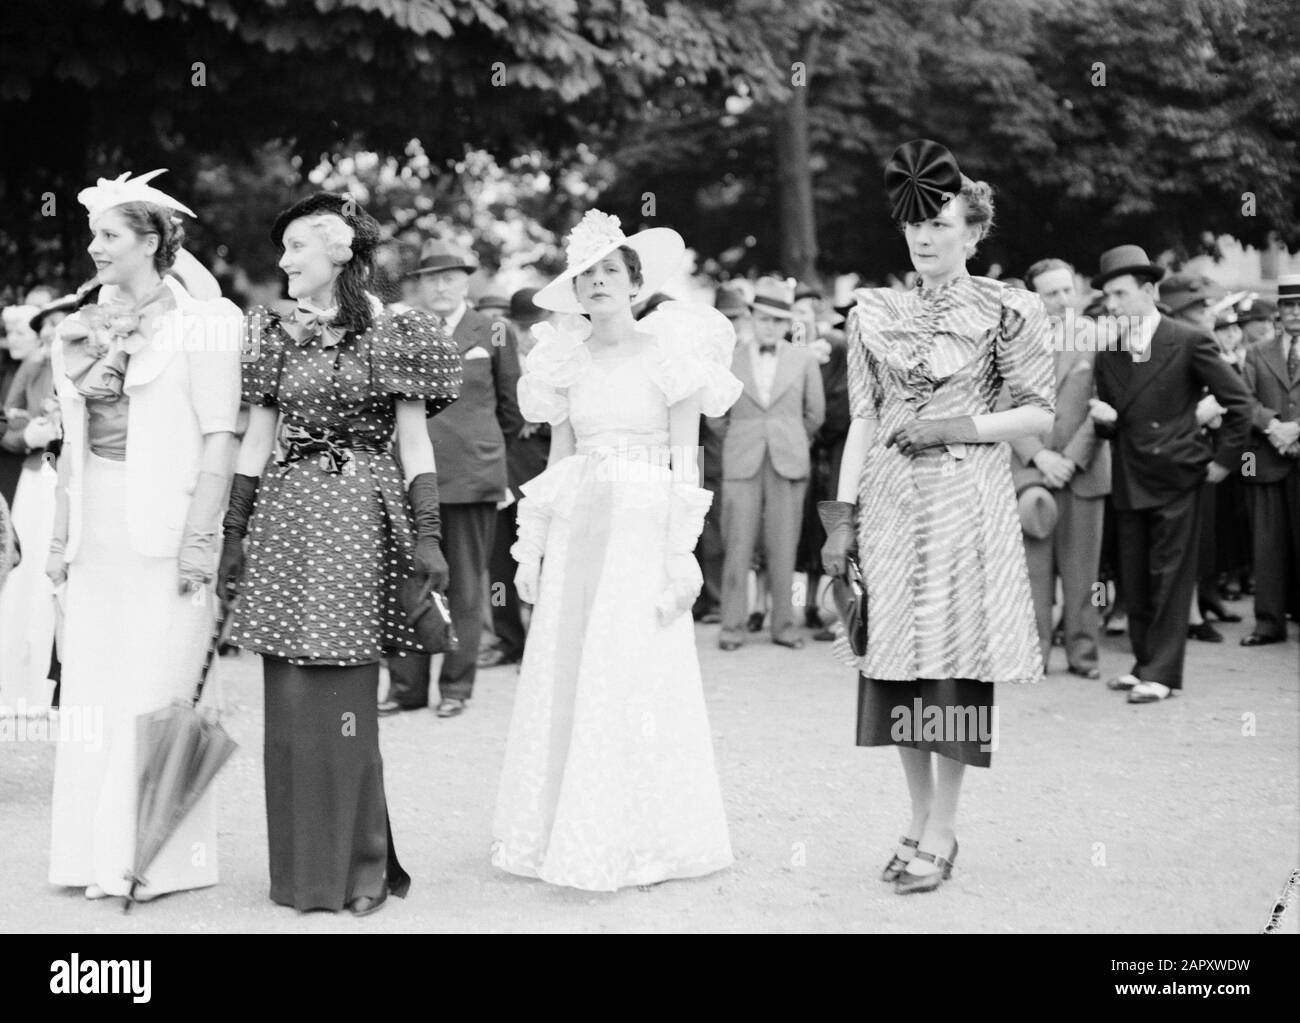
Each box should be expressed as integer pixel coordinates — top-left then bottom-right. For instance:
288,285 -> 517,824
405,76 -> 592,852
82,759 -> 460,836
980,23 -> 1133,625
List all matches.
846,276 -> 1054,685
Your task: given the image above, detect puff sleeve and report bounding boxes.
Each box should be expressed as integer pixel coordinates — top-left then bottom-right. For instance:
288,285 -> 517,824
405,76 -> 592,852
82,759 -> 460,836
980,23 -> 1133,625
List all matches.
996,286 -> 1056,417
516,320 -> 591,426
845,300 -> 884,420
641,301 -> 743,416
369,309 -> 463,417
240,306 -> 289,407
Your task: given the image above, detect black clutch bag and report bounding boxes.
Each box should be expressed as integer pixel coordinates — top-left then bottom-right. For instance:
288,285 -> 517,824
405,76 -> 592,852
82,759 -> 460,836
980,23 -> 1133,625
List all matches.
829,556 -> 868,658
399,579 -> 459,654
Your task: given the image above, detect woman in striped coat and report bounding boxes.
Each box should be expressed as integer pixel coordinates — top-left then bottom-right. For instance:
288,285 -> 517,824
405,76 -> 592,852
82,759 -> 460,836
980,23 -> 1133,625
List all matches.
820,141 -> 1055,894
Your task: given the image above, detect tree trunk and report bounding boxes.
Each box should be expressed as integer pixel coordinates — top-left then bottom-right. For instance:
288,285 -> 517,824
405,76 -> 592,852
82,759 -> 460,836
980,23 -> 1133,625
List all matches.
773,30 -> 819,285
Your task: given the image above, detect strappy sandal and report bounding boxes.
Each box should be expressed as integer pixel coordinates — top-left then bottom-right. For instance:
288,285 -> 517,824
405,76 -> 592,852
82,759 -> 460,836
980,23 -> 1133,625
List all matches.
880,836 -> 920,882
894,839 -> 958,895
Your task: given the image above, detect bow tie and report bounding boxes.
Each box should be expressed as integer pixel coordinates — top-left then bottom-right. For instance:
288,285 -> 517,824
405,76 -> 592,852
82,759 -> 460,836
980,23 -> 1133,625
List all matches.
758,343 -> 777,354
287,301 -> 346,348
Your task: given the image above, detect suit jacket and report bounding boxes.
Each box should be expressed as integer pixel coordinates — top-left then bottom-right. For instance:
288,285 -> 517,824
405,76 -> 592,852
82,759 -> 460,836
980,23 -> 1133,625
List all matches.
720,340 -> 825,481
1240,334 -> 1300,484
1009,345 -> 1111,498
52,275 -> 243,560
1093,315 -> 1253,511
427,306 -> 523,504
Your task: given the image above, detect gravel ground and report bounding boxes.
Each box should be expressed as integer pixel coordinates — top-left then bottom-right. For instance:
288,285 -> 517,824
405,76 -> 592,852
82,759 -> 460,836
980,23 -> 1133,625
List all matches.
2,612 -> 1296,934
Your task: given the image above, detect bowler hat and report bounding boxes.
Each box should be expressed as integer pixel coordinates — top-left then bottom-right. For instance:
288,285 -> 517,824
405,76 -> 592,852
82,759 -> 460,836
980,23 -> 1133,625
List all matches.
1091,245 -> 1166,290
409,239 -> 478,277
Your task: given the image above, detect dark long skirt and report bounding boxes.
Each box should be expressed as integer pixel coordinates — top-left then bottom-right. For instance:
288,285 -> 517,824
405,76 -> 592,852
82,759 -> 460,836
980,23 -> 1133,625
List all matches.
263,657 -> 410,911
857,676 -> 996,768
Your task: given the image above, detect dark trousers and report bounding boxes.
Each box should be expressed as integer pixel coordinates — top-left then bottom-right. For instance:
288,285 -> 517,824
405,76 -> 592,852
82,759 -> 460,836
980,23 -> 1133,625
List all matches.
1246,471 -> 1300,639
386,501 -> 496,703
693,472 -> 724,616
1116,487 -> 1201,689
488,501 -> 526,660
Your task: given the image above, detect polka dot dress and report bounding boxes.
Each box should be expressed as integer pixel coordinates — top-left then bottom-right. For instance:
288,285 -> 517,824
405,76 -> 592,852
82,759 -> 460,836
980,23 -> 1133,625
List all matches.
228,307 -> 462,666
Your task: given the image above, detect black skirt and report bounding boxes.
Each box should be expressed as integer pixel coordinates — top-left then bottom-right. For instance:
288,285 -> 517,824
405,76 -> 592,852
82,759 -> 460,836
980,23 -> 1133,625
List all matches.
857,676 -> 996,768
262,657 -> 410,911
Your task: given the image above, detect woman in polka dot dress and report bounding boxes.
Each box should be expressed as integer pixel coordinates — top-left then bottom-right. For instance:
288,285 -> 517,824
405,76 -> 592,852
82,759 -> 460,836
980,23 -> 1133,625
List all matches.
217,194 -> 461,916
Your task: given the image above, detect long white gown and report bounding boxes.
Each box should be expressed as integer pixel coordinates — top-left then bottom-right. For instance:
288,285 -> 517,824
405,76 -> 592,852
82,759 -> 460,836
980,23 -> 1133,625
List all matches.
492,303 -> 742,891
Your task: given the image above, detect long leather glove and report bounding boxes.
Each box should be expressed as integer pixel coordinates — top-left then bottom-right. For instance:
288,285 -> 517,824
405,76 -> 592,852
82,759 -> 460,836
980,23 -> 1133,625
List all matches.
509,495 -> 549,606
408,472 -> 450,601
178,469 -> 235,594
218,473 -> 259,602
818,500 -> 858,578
657,483 -> 714,626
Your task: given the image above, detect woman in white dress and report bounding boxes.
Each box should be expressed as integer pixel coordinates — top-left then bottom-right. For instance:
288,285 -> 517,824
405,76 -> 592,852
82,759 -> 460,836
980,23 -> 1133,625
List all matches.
45,170 -> 243,900
492,211 -> 741,891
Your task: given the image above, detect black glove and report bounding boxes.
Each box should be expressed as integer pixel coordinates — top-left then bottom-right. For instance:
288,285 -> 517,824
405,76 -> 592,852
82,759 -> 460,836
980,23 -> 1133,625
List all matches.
818,500 -> 859,578
218,473 -> 259,602
408,472 -> 450,599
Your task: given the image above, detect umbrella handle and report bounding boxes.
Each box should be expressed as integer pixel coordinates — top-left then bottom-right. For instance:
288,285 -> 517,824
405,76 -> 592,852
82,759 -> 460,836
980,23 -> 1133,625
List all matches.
191,595 -> 227,708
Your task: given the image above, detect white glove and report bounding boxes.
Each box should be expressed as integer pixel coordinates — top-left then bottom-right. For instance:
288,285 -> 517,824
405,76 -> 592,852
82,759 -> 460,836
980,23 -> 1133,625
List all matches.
514,561 -> 540,605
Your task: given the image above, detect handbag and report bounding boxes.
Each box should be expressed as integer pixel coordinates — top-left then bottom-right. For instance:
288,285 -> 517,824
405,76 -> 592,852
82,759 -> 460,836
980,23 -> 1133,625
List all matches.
829,556 -> 868,658
398,579 -> 459,654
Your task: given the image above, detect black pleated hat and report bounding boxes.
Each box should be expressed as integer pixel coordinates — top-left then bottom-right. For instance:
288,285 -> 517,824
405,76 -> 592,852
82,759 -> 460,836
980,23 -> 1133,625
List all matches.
270,192 -> 380,261
884,140 -> 963,223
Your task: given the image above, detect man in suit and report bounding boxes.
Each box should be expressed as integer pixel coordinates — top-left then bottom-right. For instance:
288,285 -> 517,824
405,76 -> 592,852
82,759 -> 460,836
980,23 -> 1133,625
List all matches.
381,240 -> 522,718
1010,258 -> 1112,679
717,277 -> 824,650
693,285 -> 751,624
1087,245 -> 1254,704
480,287 -> 553,668
1238,273 -> 1300,646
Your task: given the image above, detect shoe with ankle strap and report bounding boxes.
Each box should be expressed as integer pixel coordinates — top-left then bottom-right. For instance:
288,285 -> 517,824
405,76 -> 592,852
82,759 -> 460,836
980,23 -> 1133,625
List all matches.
894,839 -> 958,895
880,836 -> 920,882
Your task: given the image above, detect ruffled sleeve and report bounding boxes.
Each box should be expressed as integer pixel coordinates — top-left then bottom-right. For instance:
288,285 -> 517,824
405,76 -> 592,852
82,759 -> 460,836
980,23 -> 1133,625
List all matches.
240,306 -> 289,407
996,285 -> 1056,417
640,300 -> 743,416
516,320 -> 592,426
369,309 -> 463,417
845,297 -> 885,420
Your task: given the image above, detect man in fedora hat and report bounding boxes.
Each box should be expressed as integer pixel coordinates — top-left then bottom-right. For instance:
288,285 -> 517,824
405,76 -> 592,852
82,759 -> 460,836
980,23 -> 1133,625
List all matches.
717,276 -> 824,650
381,239 -> 523,718
1087,245 -> 1254,703
1238,272 -> 1300,646
1007,258 -> 1112,678
1237,295 -> 1277,348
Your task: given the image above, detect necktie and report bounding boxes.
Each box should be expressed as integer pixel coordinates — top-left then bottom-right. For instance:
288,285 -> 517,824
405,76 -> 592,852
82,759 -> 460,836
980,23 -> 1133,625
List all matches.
1288,336 -> 1299,381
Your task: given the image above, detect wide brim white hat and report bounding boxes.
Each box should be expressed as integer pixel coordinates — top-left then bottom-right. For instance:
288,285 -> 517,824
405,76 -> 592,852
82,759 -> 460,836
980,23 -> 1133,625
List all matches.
534,210 -> 685,314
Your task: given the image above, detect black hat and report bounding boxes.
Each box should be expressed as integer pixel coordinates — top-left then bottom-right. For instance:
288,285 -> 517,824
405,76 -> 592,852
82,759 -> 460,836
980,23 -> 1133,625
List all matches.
29,294 -> 78,332
270,192 -> 380,263
409,239 -> 478,277
1091,244 -> 1166,290
475,293 -> 509,313
508,287 -> 545,324
1236,296 -> 1276,323
1159,272 -> 1224,315
884,140 -> 963,223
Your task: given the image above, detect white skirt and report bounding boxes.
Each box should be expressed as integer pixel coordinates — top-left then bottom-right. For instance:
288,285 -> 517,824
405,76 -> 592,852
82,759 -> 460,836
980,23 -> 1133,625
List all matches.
0,458 -> 57,710
48,453 -> 221,895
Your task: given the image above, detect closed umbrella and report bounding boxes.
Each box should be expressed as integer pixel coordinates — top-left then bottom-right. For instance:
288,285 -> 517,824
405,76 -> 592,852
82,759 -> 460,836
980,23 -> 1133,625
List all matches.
122,600 -> 238,912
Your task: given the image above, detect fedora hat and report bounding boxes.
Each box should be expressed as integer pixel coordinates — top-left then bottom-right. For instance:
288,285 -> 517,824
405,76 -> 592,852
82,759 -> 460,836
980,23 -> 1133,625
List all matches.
1236,295 -> 1275,323
1160,272 -> 1225,316
713,285 -> 750,318
1016,481 -> 1058,540
409,238 -> 478,277
533,209 -> 685,315
1091,245 -> 1166,290
475,293 -> 509,314
749,277 -> 797,319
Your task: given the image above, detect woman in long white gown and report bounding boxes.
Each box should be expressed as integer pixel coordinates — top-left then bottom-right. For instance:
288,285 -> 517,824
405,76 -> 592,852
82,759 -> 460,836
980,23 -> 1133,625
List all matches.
492,211 -> 742,891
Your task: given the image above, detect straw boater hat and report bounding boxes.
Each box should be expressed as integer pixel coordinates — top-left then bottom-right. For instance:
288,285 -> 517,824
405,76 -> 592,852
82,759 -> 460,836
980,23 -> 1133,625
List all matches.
748,277 -> 797,319
1278,273 -> 1300,303
533,209 -> 685,315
